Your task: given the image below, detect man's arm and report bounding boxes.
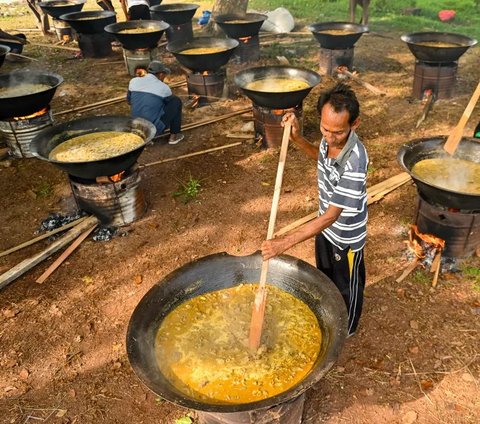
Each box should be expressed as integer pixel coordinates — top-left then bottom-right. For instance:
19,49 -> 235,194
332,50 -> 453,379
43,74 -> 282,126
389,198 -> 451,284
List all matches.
119,0 -> 129,20
282,112 -> 318,161
261,204 -> 342,260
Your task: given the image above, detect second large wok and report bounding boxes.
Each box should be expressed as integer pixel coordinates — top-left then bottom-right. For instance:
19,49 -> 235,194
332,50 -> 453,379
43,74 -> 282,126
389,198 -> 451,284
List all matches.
397,136 -> 480,210
235,66 -> 321,109
30,115 -> 156,179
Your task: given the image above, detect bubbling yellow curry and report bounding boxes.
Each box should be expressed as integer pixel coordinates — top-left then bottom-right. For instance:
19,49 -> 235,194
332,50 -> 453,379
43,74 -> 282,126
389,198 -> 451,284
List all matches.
49,131 -> 144,162
318,29 -> 356,35
245,78 -> 310,93
118,27 -> 158,34
155,284 -> 322,404
0,84 -> 51,98
415,41 -> 462,48
411,157 -> 480,195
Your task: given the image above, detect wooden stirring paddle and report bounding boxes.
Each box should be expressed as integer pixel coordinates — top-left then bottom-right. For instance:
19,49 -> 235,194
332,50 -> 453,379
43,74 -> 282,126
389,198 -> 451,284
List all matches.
443,81 -> 480,155
249,122 -> 292,352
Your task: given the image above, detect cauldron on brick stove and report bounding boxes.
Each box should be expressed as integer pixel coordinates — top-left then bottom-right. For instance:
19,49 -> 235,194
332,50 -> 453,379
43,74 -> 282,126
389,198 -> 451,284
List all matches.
127,252 -> 347,423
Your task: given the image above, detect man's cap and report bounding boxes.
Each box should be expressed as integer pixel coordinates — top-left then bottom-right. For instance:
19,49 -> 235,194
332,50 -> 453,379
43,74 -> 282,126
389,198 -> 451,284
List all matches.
147,61 -> 171,74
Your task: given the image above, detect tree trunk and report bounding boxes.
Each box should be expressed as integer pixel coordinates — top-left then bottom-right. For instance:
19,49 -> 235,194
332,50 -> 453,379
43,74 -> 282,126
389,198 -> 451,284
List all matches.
204,0 -> 249,35
27,0 -> 50,35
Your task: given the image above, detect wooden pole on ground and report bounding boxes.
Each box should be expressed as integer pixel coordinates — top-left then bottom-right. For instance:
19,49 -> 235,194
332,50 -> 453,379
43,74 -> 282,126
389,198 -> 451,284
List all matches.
337,66 -> 386,96
249,122 -> 292,351
36,222 -> 97,284
0,216 -> 98,291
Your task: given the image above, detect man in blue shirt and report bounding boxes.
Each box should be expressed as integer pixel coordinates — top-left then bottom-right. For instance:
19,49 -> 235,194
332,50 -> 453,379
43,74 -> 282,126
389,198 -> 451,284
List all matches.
127,60 -> 184,145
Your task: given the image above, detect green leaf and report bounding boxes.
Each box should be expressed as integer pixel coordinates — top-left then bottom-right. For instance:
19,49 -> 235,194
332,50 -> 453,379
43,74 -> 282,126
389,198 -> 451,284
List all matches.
175,416 -> 193,424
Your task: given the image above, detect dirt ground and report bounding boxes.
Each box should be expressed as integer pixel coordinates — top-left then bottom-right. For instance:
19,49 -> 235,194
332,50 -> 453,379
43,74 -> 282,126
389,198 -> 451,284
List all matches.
1,6 -> 479,424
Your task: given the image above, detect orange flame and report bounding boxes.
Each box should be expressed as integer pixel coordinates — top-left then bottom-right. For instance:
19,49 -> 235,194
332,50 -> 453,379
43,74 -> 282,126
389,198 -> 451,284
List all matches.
408,225 -> 445,258
239,36 -> 252,44
13,107 -> 48,121
109,171 -> 125,183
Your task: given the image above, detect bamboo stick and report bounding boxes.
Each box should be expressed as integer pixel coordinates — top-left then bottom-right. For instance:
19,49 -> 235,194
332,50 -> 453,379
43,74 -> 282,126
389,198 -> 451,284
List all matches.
337,66 -> 386,96
0,216 -> 98,291
29,42 -> 79,52
0,216 -> 88,259
7,52 -> 38,61
36,223 -> 97,284
274,172 -> 412,237
142,142 -> 242,168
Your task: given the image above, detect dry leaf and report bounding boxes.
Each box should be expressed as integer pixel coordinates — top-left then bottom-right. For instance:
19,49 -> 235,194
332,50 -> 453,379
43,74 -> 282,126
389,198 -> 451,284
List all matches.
461,373 -> 475,382
409,320 -> 419,330
3,308 -> 20,319
365,388 -> 375,396
56,409 -> 67,418
68,388 -> 76,398
112,342 -> 122,352
261,182 -> 270,186
409,346 -> 419,354
133,275 -> 143,285
420,379 -> 434,390
402,410 -> 418,424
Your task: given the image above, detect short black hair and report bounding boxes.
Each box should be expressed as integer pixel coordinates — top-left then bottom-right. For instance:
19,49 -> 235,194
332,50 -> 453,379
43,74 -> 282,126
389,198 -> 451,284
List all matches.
317,83 -> 360,124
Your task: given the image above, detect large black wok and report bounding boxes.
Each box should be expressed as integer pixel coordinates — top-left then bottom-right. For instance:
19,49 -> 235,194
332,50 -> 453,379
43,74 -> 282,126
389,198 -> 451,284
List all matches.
214,13 -> 267,39
127,251 -> 347,413
167,37 -> 239,72
235,65 -> 321,109
150,3 -> 199,25
38,0 -> 86,20
401,32 -> 477,63
30,115 -> 156,179
308,22 -> 368,50
397,136 -> 480,210
0,71 -> 63,120
59,10 -> 116,34
104,20 -> 169,50
0,45 -> 10,69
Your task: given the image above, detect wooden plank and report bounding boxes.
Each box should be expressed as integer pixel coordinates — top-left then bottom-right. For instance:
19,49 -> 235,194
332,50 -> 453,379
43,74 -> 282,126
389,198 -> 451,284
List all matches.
0,216 -> 98,291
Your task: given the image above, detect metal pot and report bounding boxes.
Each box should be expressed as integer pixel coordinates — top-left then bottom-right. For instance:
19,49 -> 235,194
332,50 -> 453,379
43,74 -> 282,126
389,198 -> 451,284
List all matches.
401,32 -> 477,63
0,45 -> 10,69
167,37 -> 239,72
308,22 -> 368,50
59,10 -> 116,34
214,13 -> 267,39
397,136 -> 480,210
104,20 -> 169,50
235,65 -> 321,109
127,251 -> 347,413
0,70 -> 63,119
30,115 -> 156,179
150,3 -> 199,25
38,0 -> 86,20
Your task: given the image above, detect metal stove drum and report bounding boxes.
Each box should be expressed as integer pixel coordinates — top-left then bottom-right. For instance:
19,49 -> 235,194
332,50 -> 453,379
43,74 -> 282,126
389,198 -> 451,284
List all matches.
60,10 -> 116,58
401,32 -> 477,100
30,116 -> 156,227
235,66 -> 321,148
105,20 -> 169,76
398,137 -> 480,258
308,22 -> 368,76
214,13 -> 267,64
38,0 -> 86,42
150,3 -> 199,44
0,71 -> 63,158
167,37 -> 238,107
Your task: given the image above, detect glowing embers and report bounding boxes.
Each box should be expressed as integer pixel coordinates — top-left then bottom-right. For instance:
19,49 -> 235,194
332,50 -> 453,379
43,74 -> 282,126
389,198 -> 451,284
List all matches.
232,35 -> 260,63
253,103 -> 303,148
412,61 -> 457,100
69,165 -> 146,226
0,106 -> 53,158
318,47 -> 354,76
186,69 -> 226,107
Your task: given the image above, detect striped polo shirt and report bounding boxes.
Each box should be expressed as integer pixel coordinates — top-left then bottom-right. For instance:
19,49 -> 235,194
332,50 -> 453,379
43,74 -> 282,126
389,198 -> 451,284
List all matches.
317,130 -> 369,252
127,73 -> 172,135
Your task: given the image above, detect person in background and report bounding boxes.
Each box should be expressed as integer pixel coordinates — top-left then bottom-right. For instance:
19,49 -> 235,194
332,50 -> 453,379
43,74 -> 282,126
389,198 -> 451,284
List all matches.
119,0 -> 151,20
261,83 -> 368,337
96,0 -> 115,12
127,60 -> 184,145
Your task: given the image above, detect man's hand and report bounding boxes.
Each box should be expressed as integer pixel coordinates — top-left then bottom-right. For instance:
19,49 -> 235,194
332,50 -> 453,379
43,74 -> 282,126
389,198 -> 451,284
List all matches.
282,112 -> 301,142
261,237 -> 289,261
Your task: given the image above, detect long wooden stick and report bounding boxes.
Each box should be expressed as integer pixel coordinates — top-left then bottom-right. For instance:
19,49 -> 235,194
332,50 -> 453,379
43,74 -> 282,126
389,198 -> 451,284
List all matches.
274,172 -> 411,237
36,223 -> 97,284
395,258 -> 419,283
249,122 -> 292,351
443,80 -> 480,155
0,216 -> 98,291
337,66 -> 386,96
29,42 -> 79,51
142,142 -> 242,168
7,52 -> 38,61
0,216 -> 88,259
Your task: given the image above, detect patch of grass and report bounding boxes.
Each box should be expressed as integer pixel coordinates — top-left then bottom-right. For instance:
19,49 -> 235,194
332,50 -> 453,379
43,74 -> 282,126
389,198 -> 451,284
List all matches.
367,165 -> 378,174
173,175 -> 202,204
412,269 -> 430,285
461,265 -> 480,290
34,181 -> 53,198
